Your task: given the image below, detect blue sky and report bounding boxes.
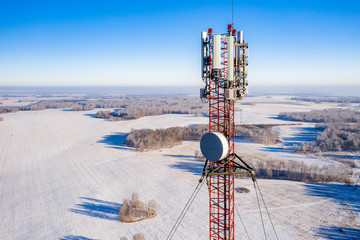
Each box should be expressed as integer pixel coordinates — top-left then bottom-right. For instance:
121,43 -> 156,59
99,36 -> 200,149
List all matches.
0,0 -> 359,86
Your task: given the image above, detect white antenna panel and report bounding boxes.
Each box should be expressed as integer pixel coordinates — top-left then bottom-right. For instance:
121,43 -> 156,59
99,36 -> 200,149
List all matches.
227,36 -> 234,81
213,35 -> 221,69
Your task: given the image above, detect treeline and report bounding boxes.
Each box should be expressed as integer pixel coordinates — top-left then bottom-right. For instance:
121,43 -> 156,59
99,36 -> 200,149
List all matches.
96,110 -> 122,121
125,124 -> 280,151
238,157 -> 352,184
278,108 -> 360,123
0,106 -> 22,114
112,96 -> 206,119
0,96 -> 208,118
279,109 -> 360,152
236,124 -> 280,145
291,96 -> 360,103
294,123 -> 360,152
0,100 -> 95,113
125,125 -> 208,151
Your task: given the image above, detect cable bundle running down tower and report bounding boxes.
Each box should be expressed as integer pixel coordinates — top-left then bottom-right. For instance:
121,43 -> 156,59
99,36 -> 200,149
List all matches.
200,24 -> 249,240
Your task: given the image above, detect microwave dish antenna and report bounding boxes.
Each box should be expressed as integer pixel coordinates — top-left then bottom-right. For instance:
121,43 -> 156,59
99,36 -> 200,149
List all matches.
200,132 -> 229,162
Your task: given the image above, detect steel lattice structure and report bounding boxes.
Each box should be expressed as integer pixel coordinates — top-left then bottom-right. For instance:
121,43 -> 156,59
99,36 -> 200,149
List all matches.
200,24 -> 249,240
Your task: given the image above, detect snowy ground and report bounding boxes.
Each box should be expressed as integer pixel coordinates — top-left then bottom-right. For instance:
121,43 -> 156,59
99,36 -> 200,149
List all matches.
0,96 -> 359,239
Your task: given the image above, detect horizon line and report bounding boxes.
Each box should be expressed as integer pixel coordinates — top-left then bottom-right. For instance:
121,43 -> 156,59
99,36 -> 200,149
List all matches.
1,84 -> 360,88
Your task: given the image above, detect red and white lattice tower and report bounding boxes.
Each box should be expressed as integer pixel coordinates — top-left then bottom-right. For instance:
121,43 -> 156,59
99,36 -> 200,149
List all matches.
200,24 -> 249,240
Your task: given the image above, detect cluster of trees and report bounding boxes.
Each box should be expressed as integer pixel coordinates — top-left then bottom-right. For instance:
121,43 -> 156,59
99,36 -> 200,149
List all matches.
95,110 -> 121,121
294,123 -> 360,152
121,233 -> 145,240
119,193 -> 157,223
279,109 -> 360,152
113,96 -> 206,119
125,124 -> 280,151
238,157 -> 352,184
125,125 -> 208,151
96,110 -> 111,119
71,104 -> 95,111
95,96 -> 207,121
291,96 -> 360,103
235,124 -> 280,145
22,100 -> 88,111
0,106 -> 20,114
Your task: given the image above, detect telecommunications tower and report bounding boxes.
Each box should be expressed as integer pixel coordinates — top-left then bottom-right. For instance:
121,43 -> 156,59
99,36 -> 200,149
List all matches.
200,24 -> 250,240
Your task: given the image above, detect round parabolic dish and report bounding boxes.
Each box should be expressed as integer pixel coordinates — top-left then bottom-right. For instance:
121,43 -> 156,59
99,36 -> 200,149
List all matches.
200,132 -> 229,162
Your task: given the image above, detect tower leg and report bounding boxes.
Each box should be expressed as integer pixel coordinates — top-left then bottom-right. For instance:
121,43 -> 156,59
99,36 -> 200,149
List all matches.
208,162 -> 235,240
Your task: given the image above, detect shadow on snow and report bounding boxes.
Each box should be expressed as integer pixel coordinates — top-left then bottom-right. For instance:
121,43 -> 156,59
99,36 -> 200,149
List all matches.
97,132 -> 128,150
259,146 -> 292,154
165,154 -> 204,176
257,126 -> 321,154
84,113 -> 97,118
164,154 -> 196,160
304,182 -> 360,238
70,197 -> 121,221
59,235 -> 99,240
304,183 -> 360,212
315,226 -> 360,240
281,126 -> 320,146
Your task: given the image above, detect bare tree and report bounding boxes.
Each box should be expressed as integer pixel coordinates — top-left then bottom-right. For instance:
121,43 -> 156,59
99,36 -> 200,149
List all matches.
133,233 -> 145,240
119,193 -> 158,223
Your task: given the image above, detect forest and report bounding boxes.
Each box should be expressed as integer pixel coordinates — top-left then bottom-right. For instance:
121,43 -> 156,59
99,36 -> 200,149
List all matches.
125,125 -> 208,151
126,123 -> 353,184
112,96 -> 206,119
279,109 -> 360,152
125,124 -> 280,151
0,95 -> 207,119
237,156 -> 353,184
235,124 -> 280,145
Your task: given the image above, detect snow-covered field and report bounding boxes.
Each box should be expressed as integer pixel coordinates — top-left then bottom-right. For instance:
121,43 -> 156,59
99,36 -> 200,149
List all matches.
0,96 -> 359,239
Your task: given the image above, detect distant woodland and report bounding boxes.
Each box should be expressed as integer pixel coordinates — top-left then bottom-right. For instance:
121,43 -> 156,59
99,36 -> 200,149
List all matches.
125,124 -> 280,151
278,108 -> 360,123
279,109 -> 360,152
0,100 -> 94,113
112,96 -> 206,119
0,96 -> 207,119
291,96 -> 360,103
